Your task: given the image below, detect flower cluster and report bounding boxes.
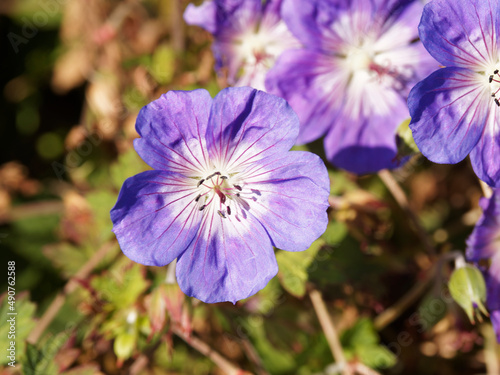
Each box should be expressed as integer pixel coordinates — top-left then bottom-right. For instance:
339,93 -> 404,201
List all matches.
409,0 -> 500,187
466,190 -> 500,340
184,0 -> 300,90
111,87 -> 329,303
266,0 -> 436,174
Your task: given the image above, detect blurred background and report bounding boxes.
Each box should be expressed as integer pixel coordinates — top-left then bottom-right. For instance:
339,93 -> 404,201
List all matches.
0,0 -> 498,374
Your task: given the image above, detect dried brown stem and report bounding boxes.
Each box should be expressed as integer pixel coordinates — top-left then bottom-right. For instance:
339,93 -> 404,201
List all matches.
309,289 -> 351,375
378,169 -> 435,255
171,325 -> 248,375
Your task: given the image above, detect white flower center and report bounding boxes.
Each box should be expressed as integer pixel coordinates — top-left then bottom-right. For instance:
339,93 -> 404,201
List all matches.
192,170 -> 246,219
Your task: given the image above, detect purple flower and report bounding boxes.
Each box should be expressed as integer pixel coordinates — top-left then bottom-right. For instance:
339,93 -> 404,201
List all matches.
408,0 -> 500,187
265,0 -> 436,174
466,190 -> 500,341
110,87 -> 330,303
184,0 -> 300,90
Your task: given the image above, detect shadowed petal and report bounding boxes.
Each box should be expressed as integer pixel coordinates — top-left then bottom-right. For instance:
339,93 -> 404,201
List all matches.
242,151 -> 330,251
490,310 -> 500,341
176,210 -> 277,304
134,89 -> 212,174
408,67 -> 489,164
111,170 -> 203,266
324,99 -> 408,173
418,0 -> 500,69
206,87 -> 299,169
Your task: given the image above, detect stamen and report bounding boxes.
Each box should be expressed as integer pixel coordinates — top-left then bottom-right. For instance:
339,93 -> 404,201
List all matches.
206,171 -> 221,179
217,210 -> 226,218
233,184 -> 242,191
221,176 -> 228,180
199,204 -> 206,211
490,75 -> 494,83
227,206 -> 231,215
495,98 -> 500,107
195,194 -> 201,202
197,179 -> 205,187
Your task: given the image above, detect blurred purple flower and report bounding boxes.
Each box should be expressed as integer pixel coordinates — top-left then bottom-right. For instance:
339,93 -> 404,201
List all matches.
110,87 -> 330,304
184,0 -> 300,90
408,0 -> 500,187
265,0 -> 436,174
466,190 -> 500,341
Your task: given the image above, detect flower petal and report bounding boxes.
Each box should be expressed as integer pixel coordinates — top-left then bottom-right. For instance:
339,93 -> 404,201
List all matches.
176,210 -> 277,304
418,0 -> 500,69
469,116 -> 500,187
241,151 -> 330,251
490,309 -> 500,341
134,89 -> 212,175
266,49 -> 346,144
408,67 -> 489,164
111,170 -> 202,266
466,192 -> 500,261
206,87 -> 299,169
323,102 -> 407,173
183,0 -> 217,34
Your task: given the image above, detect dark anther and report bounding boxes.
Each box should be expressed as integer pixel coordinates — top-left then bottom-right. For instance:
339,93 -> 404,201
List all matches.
495,98 -> 500,107
227,206 -> 231,215
492,93 -> 496,97
195,194 -> 201,202
197,179 -> 205,187
234,184 -> 242,191
221,176 -> 228,180
236,193 -> 240,197
206,172 -> 221,179
199,204 -> 206,211
495,69 -> 499,74
217,210 -> 226,218
490,75 -> 494,83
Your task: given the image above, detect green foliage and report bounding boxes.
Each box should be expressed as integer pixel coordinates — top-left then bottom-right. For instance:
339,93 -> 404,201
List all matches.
341,318 -> 397,369
110,148 -> 150,190
91,258 -> 150,311
0,293 -> 37,365
396,118 -> 420,157
23,333 -> 68,375
276,239 -> 324,297
150,44 -> 176,84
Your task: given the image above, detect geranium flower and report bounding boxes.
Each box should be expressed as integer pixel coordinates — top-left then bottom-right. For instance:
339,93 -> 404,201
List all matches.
183,0 -> 300,90
110,87 -> 330,303
265,0 -> 436,174
408,0 -> 500,187
466,190 -> 500,341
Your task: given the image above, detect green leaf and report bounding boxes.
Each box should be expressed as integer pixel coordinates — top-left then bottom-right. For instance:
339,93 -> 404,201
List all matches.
91,259 -> 150,310
342,318 -> 396,370
23,333 -> 67,375
110,148 -> 150,191
0,292 -> 37,365
276,239 -> 324,297
149,44 -> 176,84
395,118 -> 420,158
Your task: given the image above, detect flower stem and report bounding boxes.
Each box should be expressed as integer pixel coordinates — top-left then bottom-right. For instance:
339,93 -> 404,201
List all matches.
309,288 -> 350,374
171,325 -> 249,375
